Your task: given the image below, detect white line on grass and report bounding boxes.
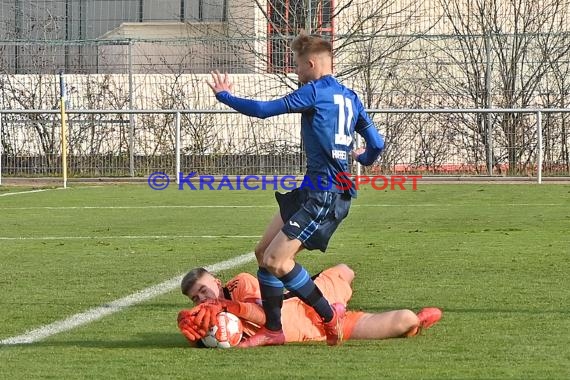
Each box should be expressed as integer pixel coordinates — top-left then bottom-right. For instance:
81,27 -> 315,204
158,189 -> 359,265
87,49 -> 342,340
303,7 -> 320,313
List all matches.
0,252 -> 255,345
0,186 -> 104,199
0,203 -> 563,210
0,189 -> 60,197
0,235 -> 260,241
0,205 -> 275,210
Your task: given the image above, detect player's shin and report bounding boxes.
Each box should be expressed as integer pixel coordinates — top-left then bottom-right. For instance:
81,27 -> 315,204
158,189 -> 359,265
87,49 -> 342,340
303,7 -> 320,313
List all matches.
258,267 -> 284,331
279,263 -> 333,322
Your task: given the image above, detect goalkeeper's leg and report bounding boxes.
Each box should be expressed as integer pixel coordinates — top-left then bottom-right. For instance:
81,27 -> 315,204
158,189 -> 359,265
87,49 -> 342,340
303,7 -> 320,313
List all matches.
346,308 -> 442,340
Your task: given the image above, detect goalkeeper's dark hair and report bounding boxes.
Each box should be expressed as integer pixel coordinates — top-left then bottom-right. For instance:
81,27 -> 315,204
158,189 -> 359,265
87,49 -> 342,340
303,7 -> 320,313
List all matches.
291,32 -> 332,59
180,267 -> 209,295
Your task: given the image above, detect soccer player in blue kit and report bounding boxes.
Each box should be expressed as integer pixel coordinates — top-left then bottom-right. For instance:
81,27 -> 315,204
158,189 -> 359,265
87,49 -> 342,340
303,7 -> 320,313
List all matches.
206,33 -> 385,347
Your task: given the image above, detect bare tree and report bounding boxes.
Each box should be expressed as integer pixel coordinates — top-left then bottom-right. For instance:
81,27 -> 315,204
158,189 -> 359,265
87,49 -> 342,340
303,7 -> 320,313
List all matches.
65,74 -> 132,176
0,74 -> 60,174
3,1 -> 570,177
330,0 -> 439,173
431,0 -> 570,175
200,0 -> 440,173
536,33 -> 570,175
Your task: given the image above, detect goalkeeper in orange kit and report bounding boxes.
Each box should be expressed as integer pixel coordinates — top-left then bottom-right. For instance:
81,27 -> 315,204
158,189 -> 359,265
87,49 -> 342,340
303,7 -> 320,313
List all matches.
177,264 -> 442,346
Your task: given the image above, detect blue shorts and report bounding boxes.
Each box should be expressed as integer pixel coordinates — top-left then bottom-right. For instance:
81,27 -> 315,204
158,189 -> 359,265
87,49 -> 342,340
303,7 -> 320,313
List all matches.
275,188 -> 351,252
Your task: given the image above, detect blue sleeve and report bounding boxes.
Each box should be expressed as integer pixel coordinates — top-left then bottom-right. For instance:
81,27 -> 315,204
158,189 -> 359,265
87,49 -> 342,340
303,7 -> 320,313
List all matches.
353,102 -> 384,166
356,126 -> 384,166
216,91 -> 288,119
281,82 -> 316,112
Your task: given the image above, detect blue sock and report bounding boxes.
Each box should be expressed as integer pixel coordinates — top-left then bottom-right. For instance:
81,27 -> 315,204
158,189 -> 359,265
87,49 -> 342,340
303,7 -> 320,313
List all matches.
279,263 -> 333,322
257,267 -> 284,331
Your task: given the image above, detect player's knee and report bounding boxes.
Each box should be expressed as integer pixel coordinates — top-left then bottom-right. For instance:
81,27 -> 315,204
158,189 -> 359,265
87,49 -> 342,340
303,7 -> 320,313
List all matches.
261,255 -> 279,272
261,255 -> 289,277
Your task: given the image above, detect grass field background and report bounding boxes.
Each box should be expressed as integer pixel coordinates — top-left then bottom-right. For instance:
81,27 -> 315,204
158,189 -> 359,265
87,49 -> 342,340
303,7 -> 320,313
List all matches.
0,183 -> 569,379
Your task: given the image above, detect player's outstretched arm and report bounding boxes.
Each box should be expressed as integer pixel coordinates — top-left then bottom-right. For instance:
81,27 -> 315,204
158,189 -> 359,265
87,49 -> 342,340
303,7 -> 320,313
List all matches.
206,70 -> 288,119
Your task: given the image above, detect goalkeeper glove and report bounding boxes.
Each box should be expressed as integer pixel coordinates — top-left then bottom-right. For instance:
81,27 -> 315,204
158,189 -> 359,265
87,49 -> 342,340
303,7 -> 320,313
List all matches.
177,308 -> 209,342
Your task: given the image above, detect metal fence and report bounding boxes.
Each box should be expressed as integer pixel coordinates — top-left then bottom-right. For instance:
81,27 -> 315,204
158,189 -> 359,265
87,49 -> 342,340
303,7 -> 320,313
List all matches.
1,1 -> 570,183
1,108 -> 569,184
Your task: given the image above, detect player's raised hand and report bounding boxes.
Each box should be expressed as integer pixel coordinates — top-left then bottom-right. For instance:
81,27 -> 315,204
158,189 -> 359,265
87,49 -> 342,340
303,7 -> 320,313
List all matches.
206,70 -> 234,95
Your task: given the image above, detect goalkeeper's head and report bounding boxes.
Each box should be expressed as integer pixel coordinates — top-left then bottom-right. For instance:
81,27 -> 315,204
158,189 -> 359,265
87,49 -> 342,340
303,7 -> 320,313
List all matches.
180,268 -> 222,305
291,32 -> 333,84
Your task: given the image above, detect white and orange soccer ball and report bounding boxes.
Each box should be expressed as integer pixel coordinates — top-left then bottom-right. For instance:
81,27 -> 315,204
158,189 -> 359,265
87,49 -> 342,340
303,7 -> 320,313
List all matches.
201,311 -> 244,348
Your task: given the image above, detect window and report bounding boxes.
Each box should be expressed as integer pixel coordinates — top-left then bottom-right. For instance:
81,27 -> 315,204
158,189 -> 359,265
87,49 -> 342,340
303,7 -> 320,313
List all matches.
184,0 -> 228,22
267,0 -> 334,73
139,0 -> 228,22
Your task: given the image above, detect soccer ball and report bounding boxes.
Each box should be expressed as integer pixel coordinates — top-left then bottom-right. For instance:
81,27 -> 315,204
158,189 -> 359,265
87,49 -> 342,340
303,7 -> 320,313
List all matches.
201,311 -> 243,348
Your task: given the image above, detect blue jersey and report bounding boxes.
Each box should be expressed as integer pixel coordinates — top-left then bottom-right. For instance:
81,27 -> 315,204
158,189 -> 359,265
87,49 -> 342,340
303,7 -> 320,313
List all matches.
215,75 -> 384,197
283,75 -> 377,196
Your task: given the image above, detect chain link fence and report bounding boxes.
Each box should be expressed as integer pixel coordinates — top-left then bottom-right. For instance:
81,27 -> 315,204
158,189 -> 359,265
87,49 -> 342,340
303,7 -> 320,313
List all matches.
1,107 -> 569,180
1,1 -> 570,179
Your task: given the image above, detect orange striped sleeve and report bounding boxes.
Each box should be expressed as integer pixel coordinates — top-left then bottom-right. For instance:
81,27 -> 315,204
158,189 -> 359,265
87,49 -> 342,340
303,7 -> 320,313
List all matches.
225,273 -> 261,303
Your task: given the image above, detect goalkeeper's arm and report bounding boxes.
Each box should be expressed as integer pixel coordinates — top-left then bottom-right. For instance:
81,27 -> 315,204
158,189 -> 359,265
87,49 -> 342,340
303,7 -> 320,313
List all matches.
222,299 -> 266,326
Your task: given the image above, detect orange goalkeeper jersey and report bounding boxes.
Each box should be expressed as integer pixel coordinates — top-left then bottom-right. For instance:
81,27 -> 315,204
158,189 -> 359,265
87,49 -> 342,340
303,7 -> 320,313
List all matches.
222,267 -> 354,342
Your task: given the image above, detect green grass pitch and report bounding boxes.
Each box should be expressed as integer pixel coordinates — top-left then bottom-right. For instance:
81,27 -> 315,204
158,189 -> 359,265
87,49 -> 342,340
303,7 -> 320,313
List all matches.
0,183 -> 569,379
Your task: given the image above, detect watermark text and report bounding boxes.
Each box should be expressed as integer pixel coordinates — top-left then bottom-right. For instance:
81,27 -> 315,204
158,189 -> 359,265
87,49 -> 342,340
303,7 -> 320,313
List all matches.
147,172 -> 421,191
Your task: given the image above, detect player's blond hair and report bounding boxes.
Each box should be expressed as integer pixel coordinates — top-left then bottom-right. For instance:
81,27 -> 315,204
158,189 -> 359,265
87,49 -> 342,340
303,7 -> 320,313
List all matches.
291,33 -> 332,58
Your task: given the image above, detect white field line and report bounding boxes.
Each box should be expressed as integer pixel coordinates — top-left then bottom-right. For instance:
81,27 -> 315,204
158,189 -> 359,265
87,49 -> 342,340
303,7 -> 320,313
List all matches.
0,205 -> 274,209
0,186 -> 101,198
0,203 -> 564,210
0,235 -> 260,241
0,252 -> 256,345
0,189 -> 59,197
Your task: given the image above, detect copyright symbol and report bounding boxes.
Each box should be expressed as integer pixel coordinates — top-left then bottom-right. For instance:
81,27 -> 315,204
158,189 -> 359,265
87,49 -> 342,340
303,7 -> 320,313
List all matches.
148,172 -> 170,190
